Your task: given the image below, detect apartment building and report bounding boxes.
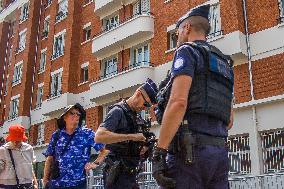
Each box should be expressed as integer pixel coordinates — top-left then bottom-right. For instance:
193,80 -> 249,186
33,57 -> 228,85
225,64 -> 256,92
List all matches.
0,0 -> 283,180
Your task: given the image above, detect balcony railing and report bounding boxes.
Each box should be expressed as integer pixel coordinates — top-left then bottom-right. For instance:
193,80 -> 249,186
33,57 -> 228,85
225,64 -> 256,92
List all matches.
49,90 -> 62,98
55,11 -> 68,23
44,0 -> 52,8
93,12 -> 153,38
0,0 -> 16,14
278,16 -> 284,24
97,62 -> 154,81
207,30 -> 223,39
12,79 -> 21,86
20,13 -> 29,22
8,112 -> 18,120
42,30 -> 48,38
51,51 -> 64,60
35,103 -> 42,109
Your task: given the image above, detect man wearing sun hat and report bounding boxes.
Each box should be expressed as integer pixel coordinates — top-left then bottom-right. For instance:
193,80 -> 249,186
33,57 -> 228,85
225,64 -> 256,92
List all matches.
0,125 -> 38,189
95,78 -> 158,189
43,103 -> 109,189
152,4 -> 234,189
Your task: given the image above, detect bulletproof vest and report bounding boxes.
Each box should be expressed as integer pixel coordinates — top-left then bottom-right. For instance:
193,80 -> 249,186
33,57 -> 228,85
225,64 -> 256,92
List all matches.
185,42 -> 234,124
107,101 -> 143,157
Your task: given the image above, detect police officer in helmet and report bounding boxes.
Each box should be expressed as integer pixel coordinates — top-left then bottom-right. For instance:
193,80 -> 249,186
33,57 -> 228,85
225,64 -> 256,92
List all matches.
95,78 -> 158,189
152,4 -> 234,189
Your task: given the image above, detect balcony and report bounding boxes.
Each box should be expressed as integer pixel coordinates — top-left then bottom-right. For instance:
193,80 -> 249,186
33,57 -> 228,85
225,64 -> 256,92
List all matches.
94,0 -> 137,18
208,30 -> 248,65
41,92 -> 77,116
55,11 -> 68,23
89,62 -> 154,102
0,0 -> 20,22
2,116 -> 30,134
92,13 -> 154,60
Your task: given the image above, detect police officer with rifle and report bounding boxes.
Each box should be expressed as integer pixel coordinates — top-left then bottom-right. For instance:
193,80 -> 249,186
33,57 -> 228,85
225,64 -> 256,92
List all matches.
95,78 -> 158,189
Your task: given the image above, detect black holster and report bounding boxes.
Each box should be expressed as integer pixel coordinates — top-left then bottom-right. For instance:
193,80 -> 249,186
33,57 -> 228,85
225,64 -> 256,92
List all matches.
169,125 -> 196,165
104,158 -> 121,188
179,129 -> 196,164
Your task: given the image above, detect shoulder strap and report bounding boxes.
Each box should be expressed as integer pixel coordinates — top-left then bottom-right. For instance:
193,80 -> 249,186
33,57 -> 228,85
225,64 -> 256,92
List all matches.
8,149 -> 19,186
52,129 -> 60,156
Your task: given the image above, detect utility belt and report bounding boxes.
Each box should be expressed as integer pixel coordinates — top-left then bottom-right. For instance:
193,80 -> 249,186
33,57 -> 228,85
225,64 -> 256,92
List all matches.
103,155 -> 139,188
168,120 -> 227,164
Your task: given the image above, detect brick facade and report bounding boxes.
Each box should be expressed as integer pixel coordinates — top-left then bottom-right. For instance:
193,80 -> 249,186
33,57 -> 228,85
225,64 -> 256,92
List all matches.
0,0 -> 284,151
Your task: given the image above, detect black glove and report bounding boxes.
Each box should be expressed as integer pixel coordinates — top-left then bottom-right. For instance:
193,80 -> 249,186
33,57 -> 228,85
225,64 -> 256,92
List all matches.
152,147 -> 176,188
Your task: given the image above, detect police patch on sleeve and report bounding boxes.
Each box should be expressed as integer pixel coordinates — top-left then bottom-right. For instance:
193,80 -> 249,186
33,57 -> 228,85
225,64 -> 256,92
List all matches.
173,58 -> 184,70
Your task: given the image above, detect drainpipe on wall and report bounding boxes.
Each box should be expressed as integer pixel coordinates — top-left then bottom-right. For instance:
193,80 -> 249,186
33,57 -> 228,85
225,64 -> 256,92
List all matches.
28,0 -> 43,141
241,0 -> 263,175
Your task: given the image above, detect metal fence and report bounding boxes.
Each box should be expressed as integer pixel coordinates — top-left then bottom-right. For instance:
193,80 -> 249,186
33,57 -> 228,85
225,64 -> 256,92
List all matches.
38,172 -> 284,189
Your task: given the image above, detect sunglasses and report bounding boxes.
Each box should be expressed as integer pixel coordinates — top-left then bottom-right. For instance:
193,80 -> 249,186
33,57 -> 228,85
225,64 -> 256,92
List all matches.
141,93 -> 151,108
69,111 -> 81,117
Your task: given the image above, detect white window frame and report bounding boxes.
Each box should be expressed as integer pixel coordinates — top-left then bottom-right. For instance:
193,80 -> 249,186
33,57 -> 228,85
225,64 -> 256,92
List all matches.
208,2 -> 222,39
279,0 -> 284,23
133,0 -> 150,15
36,83 -> 44,108
101,56 -> 118,79
39,48 -> 47,73
52,29 -> 66,60
19,2 -> 29,23
4,75 -> 9,96
43,16 -> 50,38
9,45 -> 13,66
9,95 -> 20,120
131,44 -> 150,67
36,124 -> 45,146
50,68 -> 63,98
18,29 -> 27,52
104,14 -> 119,31
83,23 -> 91,42
80,62 -> 89,83
55,0 -> 68,23
12,61 -> 23,86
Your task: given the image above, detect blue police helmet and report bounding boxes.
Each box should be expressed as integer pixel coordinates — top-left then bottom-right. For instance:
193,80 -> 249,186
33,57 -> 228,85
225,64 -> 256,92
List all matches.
141,78 -> 158,104
176,4 -> 210,29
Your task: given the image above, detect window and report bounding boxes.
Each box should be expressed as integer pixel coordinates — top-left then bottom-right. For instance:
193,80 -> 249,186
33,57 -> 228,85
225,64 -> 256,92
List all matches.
0,1 -> 3,12
46,0 -> 52,7
18,29 -> 27,52
12,62 -> 23,86
20,2 -> 29,22
55,0 -> 68,23
36,84 -> 44,108
52,30 -> 65,59
208,3 -> 222,39
37,124 -> 45,145
131,44 -> 150,67
10,21 -> 16,36
9,96 -> 19,119
39,49 -> 47,73
133,0 -> 150,15
83,25 -> 91,42
101,57 -> 118,79
261,129 -> 284,173
50,70 -> 62,97
8,45 -> 13,65
228,135 -> 251,175
42,16 -> 50,38
80,64 -> 88,83
104,15 -> 119,31
83,0 -> 92,5
279,0 -> 284,23
4,75 -> 9,96
167,30 -> 177,50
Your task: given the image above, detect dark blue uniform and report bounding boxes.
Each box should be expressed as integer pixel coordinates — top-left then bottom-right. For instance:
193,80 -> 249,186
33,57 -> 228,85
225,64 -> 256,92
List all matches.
100,101 -> 140,189
163,40 -> 230,189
